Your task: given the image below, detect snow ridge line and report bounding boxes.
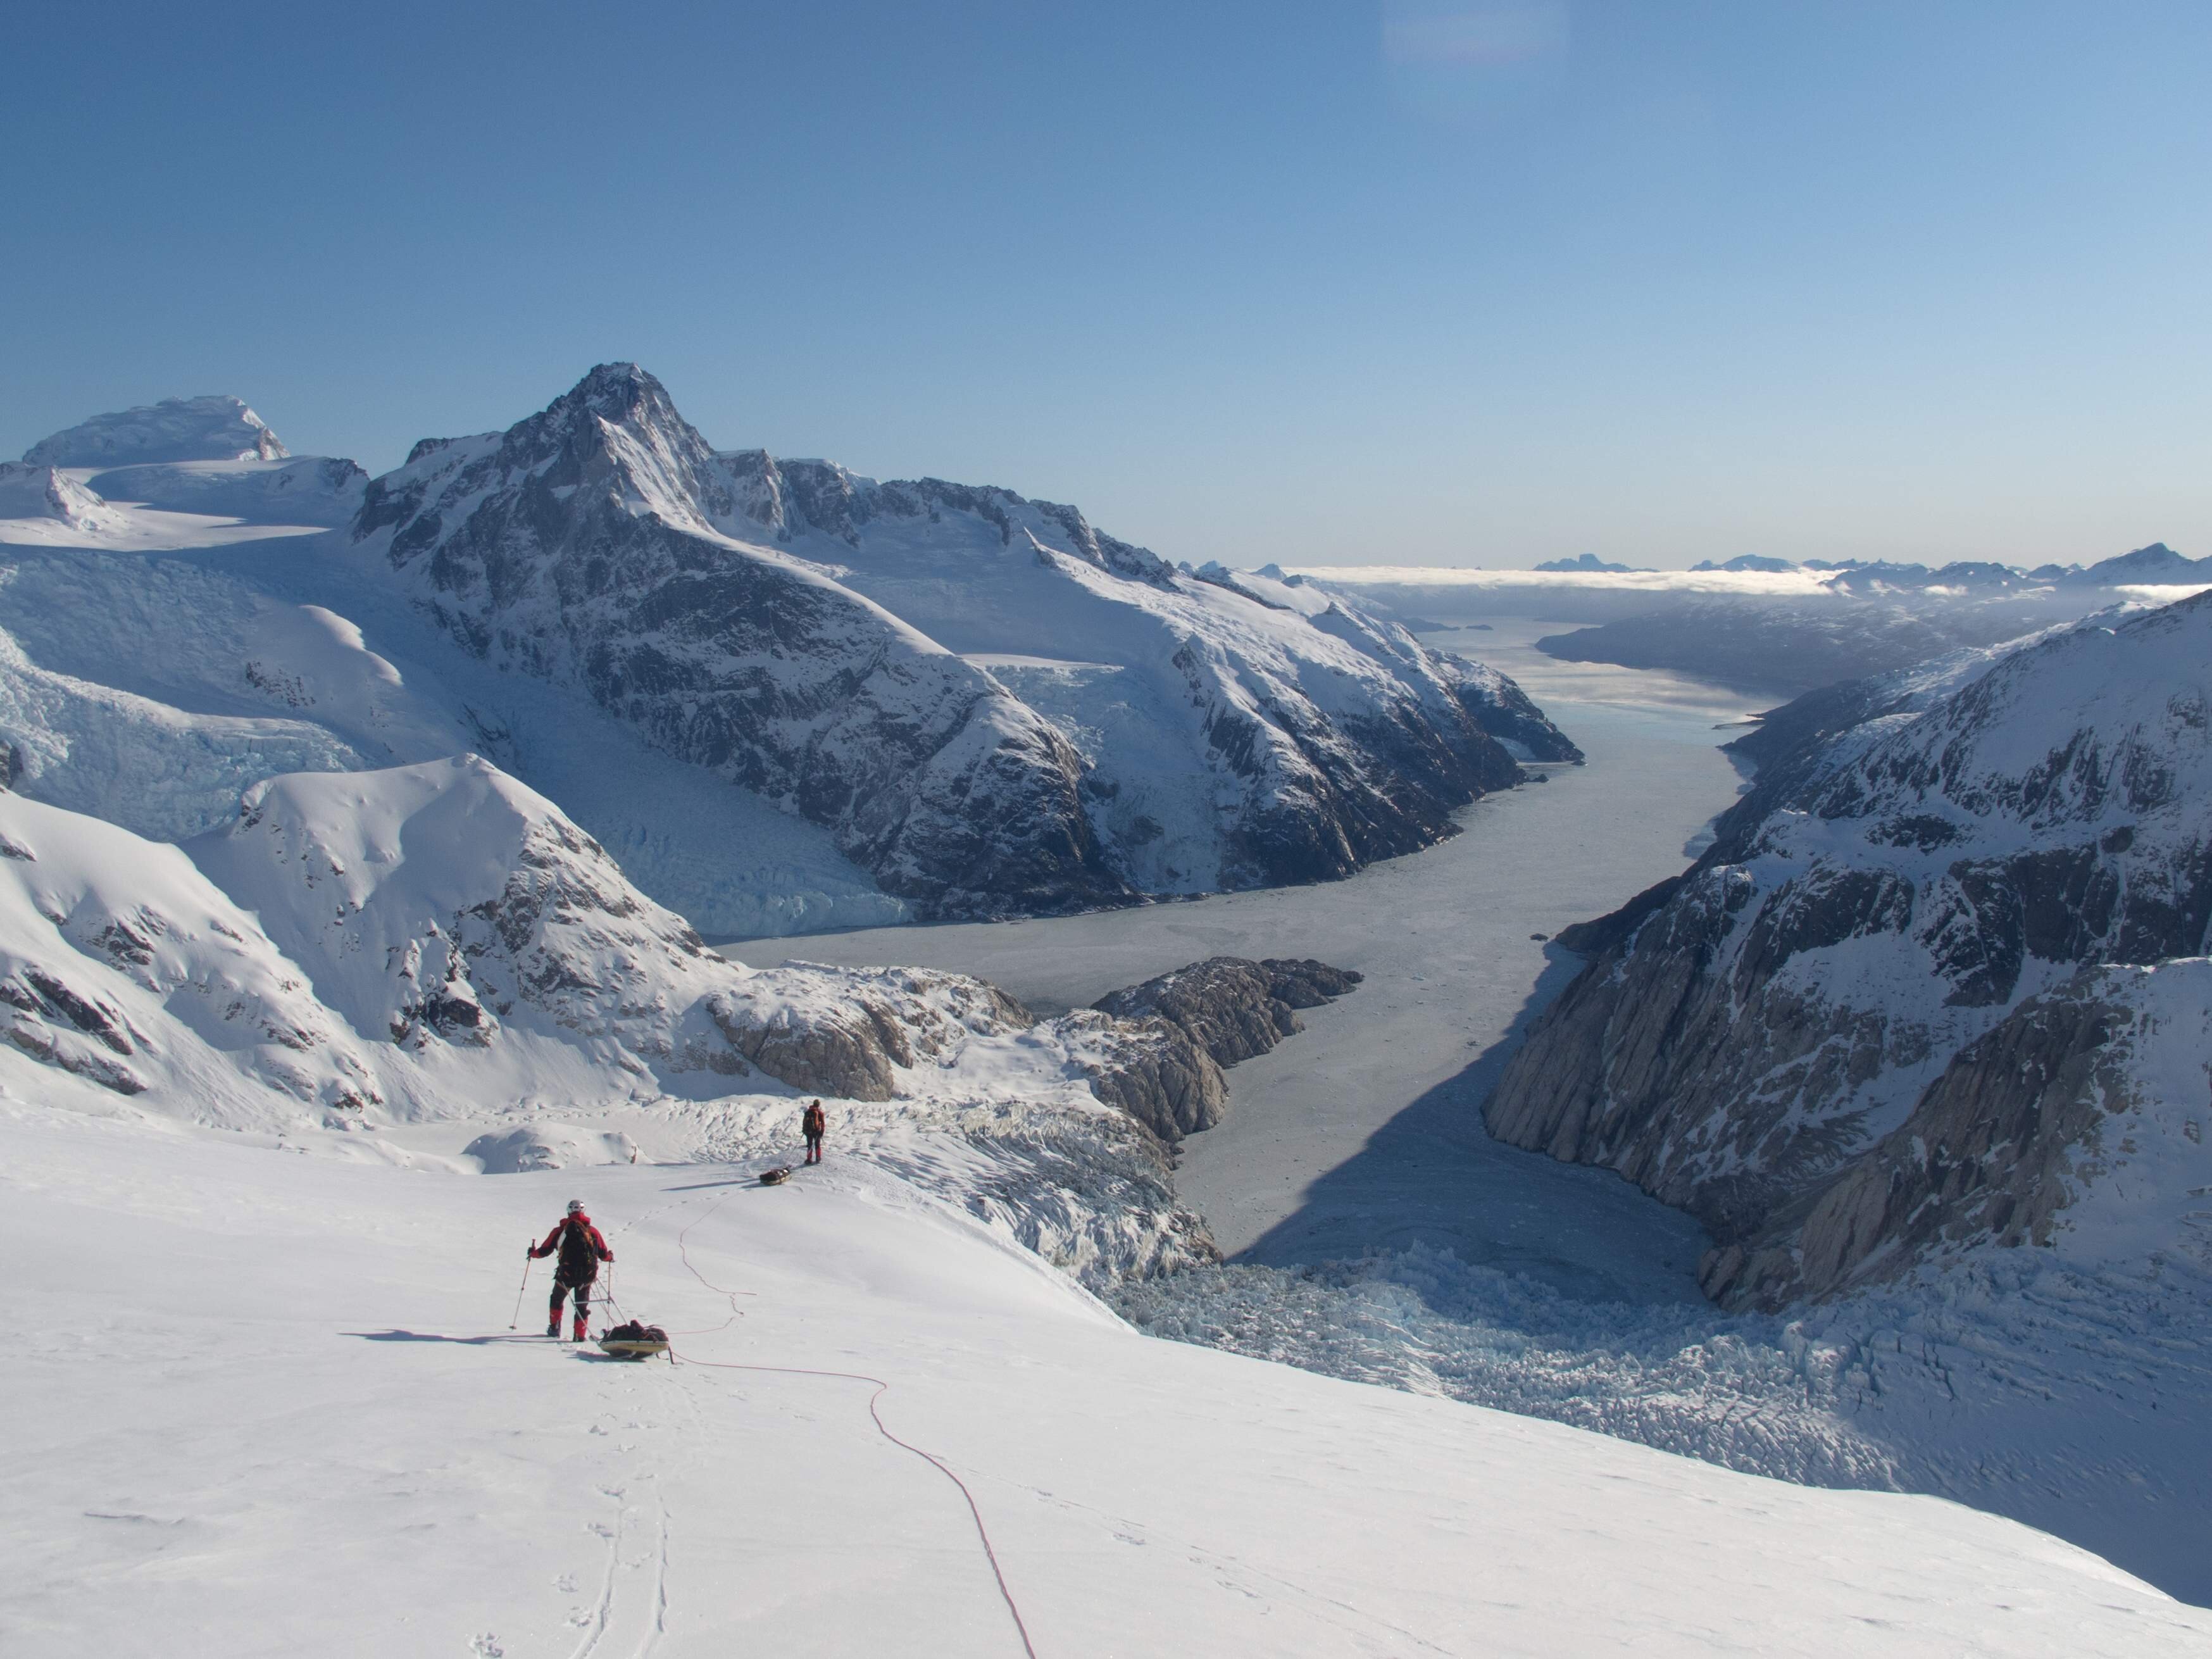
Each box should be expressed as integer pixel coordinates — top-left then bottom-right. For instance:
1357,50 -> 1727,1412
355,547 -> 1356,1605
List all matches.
669,1194 -> 1040,1659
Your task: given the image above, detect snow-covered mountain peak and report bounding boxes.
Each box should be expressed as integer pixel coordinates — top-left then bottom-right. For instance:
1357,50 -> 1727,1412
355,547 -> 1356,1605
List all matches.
347,377 -> 1133,920
358,361 -> 734,549
339,366 -> 1577,915
23,394 -> 289,466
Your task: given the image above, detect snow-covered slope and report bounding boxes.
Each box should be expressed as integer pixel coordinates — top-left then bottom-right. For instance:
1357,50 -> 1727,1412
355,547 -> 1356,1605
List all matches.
0,748 -> 1238,1278
1486,591 -> 2212,1310
23,393 -> 288,466
7,1106 -> 2199,1657
182,754 -> 1088,1111
0,551 -> 466,841
83,454 -> 366,527
0,791 -> 385,1120
0,539 -> 901,938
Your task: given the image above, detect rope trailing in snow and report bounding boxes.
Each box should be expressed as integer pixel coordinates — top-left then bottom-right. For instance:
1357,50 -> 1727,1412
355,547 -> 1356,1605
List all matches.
668,1191 -> 1041,1659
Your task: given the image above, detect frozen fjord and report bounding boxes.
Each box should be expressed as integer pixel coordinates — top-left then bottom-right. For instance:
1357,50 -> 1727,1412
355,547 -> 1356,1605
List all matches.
725,622 -> 1768,1294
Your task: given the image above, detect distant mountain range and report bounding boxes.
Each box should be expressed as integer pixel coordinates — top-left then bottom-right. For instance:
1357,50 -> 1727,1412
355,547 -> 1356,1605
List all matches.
1686,545 -> 2212,588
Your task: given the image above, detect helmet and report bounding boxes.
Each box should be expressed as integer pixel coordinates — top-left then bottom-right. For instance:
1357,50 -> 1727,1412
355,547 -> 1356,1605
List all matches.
566,1198 -> 585,1215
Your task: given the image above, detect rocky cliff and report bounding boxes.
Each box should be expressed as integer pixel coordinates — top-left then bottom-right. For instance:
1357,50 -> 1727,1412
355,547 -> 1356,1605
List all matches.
1486,593 -> 2212,1306
1704,958 -> 2212,1307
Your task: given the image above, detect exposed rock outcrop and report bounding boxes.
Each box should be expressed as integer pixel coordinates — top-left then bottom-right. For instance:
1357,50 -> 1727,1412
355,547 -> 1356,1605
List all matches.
706,964 -> 1030,1102
1056,1010 -> 1230,1142
1703,958 -> 2212,1308
1065,955 -> 1363,1143
1094,956 -> 1363,1068
1433,653 -> 1585,763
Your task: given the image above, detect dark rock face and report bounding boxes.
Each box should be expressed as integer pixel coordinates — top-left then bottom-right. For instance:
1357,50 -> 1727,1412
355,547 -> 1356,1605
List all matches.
1068,1013 -> 1232,1142
1440,658 -> 1585,763
1488,594 -> 2212,1304
707,443 -> 1576,899
1094,956 -> 1362,1068
1075,955 -> 1361,1143
1701,972 -> 2132,1310
351,365 -> 1134,922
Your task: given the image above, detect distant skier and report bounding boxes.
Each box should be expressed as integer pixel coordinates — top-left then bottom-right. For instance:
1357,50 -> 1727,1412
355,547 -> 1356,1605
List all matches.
801,1098 -> 827,1165
529,1199 -> 613,1342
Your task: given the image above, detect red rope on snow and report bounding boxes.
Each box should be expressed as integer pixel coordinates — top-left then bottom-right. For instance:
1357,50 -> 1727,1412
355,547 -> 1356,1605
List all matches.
669,1191 -> 1040,1659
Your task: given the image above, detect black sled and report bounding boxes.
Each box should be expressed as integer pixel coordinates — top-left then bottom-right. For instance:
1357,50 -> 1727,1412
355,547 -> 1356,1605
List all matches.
597,1319 -> 671,1362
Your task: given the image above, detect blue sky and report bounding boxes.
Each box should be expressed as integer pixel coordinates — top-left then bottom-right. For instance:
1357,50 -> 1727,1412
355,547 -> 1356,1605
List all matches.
4,1 -> 2208,569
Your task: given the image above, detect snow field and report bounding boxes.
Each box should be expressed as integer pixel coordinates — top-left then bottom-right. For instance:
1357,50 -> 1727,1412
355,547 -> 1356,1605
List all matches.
8,1106 -> 2206,1658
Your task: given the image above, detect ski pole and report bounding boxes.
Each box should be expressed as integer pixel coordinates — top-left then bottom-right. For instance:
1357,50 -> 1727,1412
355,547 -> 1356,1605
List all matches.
509,1249 -> 532,1329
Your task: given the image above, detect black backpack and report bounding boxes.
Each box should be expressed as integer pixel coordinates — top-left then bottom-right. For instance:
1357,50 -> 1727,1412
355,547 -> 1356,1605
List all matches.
556,1217 -> 599,1279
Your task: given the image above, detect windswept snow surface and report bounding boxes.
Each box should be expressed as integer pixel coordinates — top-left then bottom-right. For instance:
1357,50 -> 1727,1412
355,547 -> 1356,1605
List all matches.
8,1106 -> 2204,1658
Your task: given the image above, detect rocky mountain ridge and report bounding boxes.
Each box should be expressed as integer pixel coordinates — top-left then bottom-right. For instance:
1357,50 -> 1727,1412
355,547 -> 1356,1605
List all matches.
344,363 -> 1575,916
1487,591 -> 2212,1308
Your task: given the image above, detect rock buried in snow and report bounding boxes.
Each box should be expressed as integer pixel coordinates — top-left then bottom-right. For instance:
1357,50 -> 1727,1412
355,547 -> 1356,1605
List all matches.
465,1125 -> 639,1173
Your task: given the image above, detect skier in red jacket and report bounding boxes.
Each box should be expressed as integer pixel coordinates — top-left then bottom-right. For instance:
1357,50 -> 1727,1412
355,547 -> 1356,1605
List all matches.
529,1199 -> 614,1342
